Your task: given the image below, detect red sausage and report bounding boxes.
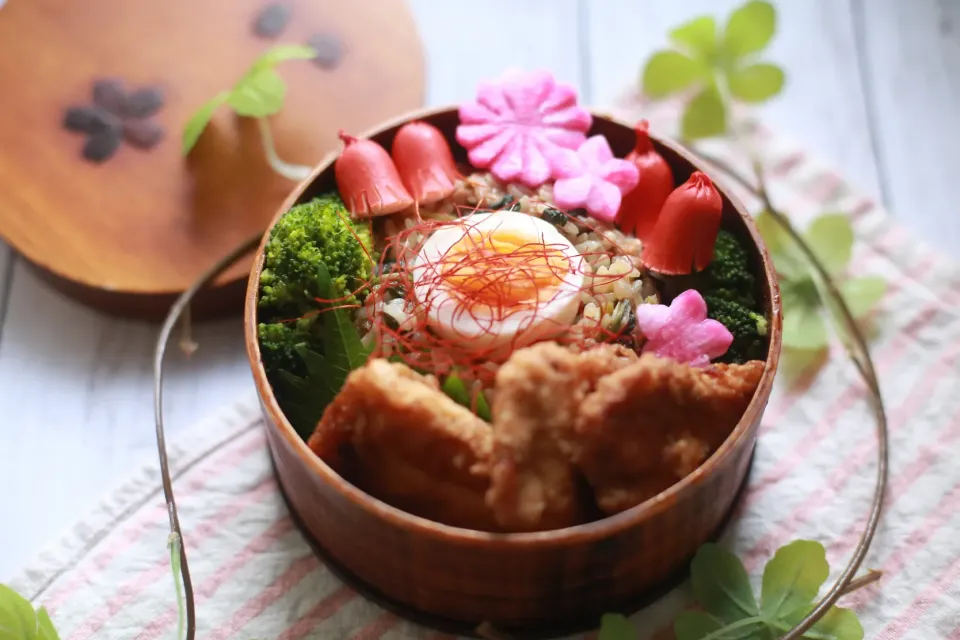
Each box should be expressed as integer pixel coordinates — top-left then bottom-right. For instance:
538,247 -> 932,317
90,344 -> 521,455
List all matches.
335,130 -> 414,218
391,121 -> 462,205
641,171 -> 723,275
615,120 -> 674,241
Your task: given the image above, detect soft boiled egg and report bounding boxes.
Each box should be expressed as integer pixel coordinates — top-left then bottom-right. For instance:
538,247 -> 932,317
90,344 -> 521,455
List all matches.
411,210 -> 588,355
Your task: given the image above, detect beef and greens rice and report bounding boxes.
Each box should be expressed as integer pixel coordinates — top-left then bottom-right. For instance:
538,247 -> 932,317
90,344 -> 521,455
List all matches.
361,171 -> 661,374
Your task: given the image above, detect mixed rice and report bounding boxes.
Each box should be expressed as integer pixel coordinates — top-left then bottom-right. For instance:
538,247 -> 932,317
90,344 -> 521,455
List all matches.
357,172 -> 662,393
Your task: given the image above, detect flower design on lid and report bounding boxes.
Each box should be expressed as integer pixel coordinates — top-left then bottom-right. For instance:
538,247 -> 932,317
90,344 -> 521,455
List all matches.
62,78 -> 165,164
634,289 -> 733,367
456,69 -> 592,189
551,135 -> 639,223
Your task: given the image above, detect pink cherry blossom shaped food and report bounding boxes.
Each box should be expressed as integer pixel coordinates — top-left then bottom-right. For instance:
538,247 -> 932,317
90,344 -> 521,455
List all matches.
551,135 -> 640,223
455,69 -> 592,189
633,289 -> 733,367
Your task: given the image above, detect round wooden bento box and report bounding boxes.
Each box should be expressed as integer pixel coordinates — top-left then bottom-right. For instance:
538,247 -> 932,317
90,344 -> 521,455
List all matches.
244,106 -> 783,636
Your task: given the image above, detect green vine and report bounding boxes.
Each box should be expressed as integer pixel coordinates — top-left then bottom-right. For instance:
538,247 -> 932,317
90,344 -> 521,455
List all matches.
593,2 -> 890,639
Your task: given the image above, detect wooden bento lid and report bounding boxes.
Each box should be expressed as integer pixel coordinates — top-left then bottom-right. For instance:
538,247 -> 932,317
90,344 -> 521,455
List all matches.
0,0 -> 425,320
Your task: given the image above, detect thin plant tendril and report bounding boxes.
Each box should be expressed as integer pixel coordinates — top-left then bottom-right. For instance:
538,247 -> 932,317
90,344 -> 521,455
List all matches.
151,141 -> 889,640
688,145 -> 888,640
256,117 -> 312,182
168,532 -> 186,640
154,232 -> 263,640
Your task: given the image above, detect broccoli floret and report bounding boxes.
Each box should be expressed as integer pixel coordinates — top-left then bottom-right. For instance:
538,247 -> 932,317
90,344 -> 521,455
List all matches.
704,296 -> 768,364
257,193 -> 375,389
258,320 -> 317,380
700,229 -> 756,307
689,230 -> 770,364
258,193 -> 376,317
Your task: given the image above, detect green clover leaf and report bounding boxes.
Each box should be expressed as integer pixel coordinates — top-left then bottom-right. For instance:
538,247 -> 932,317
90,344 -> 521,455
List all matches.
35,608 -> 61,640
727,63 -> 785,103
782,604 -> 865,640
675,610 -> 773,640
760,540 -> 830,620
640,1 -> 784,140
757,210 -> 856,279
723,0 -> 776,59
671,540 -> 865,640
781,280 -> 829,351
0,585 -> 62,640
754,210 -> 802,276
690,544 -> 760,624
755,211 -> 886,352
641,50 -> 707,98
0,585 -> 40,639
804,214 -> 854,277
822,275 -> 887,350
669,16 -> 718,59
597,613 -> 637,640
682,85 -> 727,140
838,276 -> 886,319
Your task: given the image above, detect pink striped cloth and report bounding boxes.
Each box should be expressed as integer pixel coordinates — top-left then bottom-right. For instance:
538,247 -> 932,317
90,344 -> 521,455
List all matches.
8,91 -> 960,640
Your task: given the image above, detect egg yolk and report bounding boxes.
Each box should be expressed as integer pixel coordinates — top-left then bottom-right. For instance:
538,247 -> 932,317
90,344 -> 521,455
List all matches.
436,227 -> 570,312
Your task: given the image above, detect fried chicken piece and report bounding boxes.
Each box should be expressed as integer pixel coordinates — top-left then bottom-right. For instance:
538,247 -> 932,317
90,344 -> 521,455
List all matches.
308,359 -> 499,531
486,342 -> 638,532
575,356 -> 765,514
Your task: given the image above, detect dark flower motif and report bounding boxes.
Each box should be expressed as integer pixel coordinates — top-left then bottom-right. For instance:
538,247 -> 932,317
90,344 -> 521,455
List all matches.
62,78 -> 166,163
253,2 -> 291,38
307,32 -> 343,70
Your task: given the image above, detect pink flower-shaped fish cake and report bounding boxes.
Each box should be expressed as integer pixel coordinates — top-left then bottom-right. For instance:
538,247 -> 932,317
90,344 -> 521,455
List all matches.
456,69 -> 592,189
551,135 -> 639,223
633,289 -> 733,367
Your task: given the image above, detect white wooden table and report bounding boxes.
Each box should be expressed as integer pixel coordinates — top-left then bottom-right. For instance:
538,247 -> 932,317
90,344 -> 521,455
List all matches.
1,0 -> 957,580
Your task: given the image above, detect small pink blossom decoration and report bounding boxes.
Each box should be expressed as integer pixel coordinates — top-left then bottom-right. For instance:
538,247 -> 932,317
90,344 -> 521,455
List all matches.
633,289 -> 733,367
456,69 -> 592,189
551,135 -> 639,223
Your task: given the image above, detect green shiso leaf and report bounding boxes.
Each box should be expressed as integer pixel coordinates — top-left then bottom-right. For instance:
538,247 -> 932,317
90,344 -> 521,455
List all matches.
269,261 -> 371,439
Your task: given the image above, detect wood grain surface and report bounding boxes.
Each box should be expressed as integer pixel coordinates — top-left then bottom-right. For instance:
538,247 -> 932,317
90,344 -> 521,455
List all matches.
2,0 -> 958,582
0,0 -> 424,318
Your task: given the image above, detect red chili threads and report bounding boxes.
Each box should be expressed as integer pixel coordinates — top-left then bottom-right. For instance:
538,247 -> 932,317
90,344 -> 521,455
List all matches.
360,213 -> 631,384
616,120 -> 674,241
641,171 -> 722,275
